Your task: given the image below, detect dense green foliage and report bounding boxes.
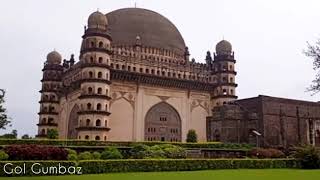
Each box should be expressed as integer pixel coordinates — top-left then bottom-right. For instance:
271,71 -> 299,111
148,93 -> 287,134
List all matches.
79,159 -> 299,174
294,145 -> 320,169
0,151 -> 8,160
47,129 -> 59,139
0,139 -> 253,150
130,144 -> 186,159
101,147 -> 123,159
186,129 -> 198,143
0,130 -> 17,139
78,151 -> 93,160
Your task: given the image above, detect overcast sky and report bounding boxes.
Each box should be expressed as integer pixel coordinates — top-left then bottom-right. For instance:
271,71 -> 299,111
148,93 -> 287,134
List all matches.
0,0 -> 320,136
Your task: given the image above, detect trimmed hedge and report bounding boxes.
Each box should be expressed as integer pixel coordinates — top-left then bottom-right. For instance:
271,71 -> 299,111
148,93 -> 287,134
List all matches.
0,161 -> 77,176
78,159 -> 300,174
0,139 -> 253,150
0,159 -> 299,176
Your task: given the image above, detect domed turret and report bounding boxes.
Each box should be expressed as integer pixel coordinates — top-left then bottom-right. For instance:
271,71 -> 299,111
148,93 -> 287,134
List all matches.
46,50 -> 62,64
88,11 -> 108,29
216,40 -> 232,55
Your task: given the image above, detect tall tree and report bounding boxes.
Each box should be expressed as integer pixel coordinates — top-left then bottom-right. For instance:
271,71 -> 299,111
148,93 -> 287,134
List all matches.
0,89 -> 10,129
305,40 -> 320,93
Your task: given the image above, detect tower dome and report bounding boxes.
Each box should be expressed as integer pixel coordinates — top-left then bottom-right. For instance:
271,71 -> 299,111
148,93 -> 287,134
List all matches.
46,50 -> 62,64
88,11 -> 108,29
216,40 -> 232,55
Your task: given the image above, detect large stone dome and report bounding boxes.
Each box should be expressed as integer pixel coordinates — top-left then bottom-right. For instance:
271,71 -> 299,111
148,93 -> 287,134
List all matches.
106,8 -> 186,55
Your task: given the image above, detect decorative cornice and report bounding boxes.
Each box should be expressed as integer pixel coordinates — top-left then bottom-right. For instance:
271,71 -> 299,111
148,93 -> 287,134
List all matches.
78,110 -> 111,116
38,112 -> 59,115
80,47 -> 112,56
81,63 -> 110,69
38,100 -> 59,104
76,126 -> 111,131
79,94 -> 112,100
37,122 -> 58,126
211,95 -> 238,100
111,69 -> 216,92
79,78 -> 112,85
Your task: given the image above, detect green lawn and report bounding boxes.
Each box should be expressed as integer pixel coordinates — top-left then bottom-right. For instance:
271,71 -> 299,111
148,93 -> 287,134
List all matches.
1,169 -> 320,180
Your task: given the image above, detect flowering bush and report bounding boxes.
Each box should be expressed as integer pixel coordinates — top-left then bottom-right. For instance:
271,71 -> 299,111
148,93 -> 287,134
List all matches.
4,144 -> 67,160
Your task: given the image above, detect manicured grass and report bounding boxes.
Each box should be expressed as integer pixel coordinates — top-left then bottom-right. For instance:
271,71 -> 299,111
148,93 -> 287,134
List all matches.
1,169 -> 320,180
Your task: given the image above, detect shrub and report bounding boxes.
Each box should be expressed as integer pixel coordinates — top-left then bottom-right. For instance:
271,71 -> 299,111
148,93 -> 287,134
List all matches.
294,145 -> 320,169
130,144 -> 149,159
92,151 -> 101,159
78,151 -> 93,160
47,129 -> 58,139
4,145 -> 67,160
249,148 -> 285,158
186,129 -> 197,143
161,144 -> 186,159
0,150 -> 9,160
145,145 -> 165,158
65,148 -> 78,160
101,147 -> 123,159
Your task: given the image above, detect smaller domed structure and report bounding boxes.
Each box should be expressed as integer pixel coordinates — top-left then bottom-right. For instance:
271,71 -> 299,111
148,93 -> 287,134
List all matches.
216,40 -> 232,55
46,50 -> 62,64
88,11 -> 108,29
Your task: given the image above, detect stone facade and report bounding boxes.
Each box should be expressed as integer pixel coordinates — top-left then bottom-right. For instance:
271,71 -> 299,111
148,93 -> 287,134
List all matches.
207,95 -> 320,147
36,8 -> 238,142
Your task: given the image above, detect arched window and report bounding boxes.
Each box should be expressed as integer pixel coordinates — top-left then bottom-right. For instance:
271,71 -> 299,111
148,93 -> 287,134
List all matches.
122,65 -> 125,70
116,64 -> 119,69
86,119 -> 90,126
106,73 -> 109,80
95,136 -> 100,141
104,136 -> 107,141
105,120 -> 108,127
106,89 -> 109,96
98,72 -> 102,78
87,103 -> 92,110
88,87 -> 93,94
90,41 -> 95,48
89,71 -> 93,78
98,57 -> 103,63
42,118 -> 46,123
97,88 -> 102,94
85,135 -> 89,140
98,41 -> 103,48
96,119 -> 101,126
41,129 -> 45,135
78,136 -> 81,140
97,103 -> 102,111
105,104 -> 108,111
89,57 -> 94,63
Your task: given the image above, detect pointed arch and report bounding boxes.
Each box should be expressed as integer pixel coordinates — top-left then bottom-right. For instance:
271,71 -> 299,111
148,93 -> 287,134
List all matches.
144,102 -> 181,142
67,104 -> 79,139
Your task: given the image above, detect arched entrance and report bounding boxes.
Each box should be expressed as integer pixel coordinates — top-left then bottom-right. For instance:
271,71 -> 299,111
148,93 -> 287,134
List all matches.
144,102 -> 181,142
67,104 -> 79,139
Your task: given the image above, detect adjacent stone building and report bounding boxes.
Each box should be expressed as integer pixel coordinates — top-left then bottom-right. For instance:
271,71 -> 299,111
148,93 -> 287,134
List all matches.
207,95 -> 320,147
37,8 -> 238,142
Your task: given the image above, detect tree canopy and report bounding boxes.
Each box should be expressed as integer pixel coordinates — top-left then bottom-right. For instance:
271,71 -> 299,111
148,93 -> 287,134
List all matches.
0,89 -> 10,129
305,40 -> 320,93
